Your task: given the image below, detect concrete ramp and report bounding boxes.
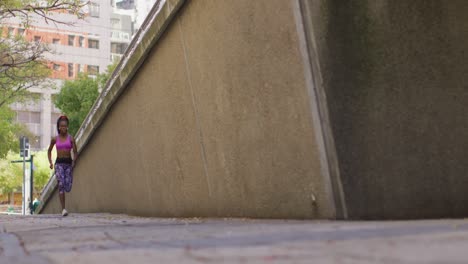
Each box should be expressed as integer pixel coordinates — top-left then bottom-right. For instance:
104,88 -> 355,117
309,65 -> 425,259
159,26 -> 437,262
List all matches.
39,0 -> 340,219
39,0 -> 468,220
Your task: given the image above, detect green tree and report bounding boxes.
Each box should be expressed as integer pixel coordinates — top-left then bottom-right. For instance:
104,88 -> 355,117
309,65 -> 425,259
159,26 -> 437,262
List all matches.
0,152 -> 23,201
0,0 -> 88,158
97,62 -> 118,88
53,75 -> 99,136
54,63 -> 117,136
0,150 -> 53,202
0,104 -> 39,158
0,0 -> 87,107
0,106 -> 20,158
32,150 -> 54,193
0,0 -> 85,26
0,36 -> 50,108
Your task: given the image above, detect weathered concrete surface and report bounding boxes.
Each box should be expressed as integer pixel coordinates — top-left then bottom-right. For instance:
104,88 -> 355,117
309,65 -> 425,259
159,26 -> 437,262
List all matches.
41,0 -> 336,219
301,0 -> 468,219
41,0 -> 468,220
2,214 -> 468,263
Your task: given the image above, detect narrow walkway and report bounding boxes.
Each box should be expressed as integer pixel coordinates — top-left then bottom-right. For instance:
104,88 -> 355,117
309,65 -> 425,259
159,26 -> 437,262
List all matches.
0,214 -> 467,263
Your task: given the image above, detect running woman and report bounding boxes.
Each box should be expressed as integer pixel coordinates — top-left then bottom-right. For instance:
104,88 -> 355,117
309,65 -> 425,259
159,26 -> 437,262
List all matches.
47,115 -> 78,217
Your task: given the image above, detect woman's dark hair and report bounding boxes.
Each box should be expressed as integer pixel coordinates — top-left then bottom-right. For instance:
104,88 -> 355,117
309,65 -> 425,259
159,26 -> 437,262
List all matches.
56,115 -> 69,134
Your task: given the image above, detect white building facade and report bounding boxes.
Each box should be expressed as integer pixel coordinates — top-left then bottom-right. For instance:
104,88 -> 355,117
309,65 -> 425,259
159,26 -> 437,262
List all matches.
5,0 -> 155,150
5,1 -> 112,149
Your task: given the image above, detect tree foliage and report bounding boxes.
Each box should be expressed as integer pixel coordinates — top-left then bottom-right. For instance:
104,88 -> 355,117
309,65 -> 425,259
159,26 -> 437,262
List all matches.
31,150 -> 54,193
0,106 -> 20,158
54,75 -> 98,136
0,35 -> 50,107
0,0 -> 86,27
54,63 -> 117,136
0,0 -> 87,107
0,1 -> 94,196
0,152 -> 23,196
0,150 -> 54,197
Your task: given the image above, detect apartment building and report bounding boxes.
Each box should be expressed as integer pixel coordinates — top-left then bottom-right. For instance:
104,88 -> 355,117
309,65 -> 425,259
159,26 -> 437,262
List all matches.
4,1 -> 112,149
112,0 -> 158,32
110,13 -> 133,63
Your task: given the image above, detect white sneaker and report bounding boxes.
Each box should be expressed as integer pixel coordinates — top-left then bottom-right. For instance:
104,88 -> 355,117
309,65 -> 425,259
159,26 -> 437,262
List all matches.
62,209 -> 68,217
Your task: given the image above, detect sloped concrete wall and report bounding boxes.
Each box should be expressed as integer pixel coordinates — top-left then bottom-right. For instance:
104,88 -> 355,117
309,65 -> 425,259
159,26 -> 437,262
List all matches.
42,0 -> 468,220
41,0 -> 337,219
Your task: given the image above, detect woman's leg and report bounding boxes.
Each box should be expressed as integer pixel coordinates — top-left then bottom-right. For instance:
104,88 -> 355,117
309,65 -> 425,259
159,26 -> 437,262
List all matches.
59,192 -> 65,210
55,164 -> 67,212
61,164 -> 72,216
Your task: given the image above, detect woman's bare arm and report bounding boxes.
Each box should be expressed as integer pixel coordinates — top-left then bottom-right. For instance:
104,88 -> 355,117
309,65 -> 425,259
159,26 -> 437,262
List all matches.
71,136 -> 78,167
47,137 -> 56,169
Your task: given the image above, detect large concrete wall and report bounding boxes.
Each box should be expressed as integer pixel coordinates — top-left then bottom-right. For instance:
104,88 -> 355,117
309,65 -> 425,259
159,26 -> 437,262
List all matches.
42,0 -> 468,220
303,0 -> 468,219
42,0 -> 338,219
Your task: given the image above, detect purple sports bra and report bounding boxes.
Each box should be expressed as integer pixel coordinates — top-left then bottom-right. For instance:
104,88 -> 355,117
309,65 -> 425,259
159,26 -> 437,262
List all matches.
56,135 -> 72,151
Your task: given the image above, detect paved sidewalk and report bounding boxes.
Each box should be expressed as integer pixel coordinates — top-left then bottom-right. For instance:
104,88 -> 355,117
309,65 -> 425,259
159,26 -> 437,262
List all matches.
0,214 -> 468,263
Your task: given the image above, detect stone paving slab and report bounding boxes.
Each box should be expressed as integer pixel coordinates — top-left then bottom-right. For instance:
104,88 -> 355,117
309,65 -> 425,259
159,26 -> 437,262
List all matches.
1,214 -> 468,263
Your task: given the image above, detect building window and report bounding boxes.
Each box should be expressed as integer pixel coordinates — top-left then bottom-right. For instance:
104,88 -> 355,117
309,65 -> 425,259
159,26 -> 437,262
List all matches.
87,65 -> 99,75
116,0 -> 135,10
53,63 -> 61,71
79,36 -> 85,47
7,27 -> 14,36
52,38 -> 60,44
51,113 -> 61,125
68,35 -> 75,46
17,111 -> 29,122
77,64 -> 84,73
34,36 -> 41,42
17,28 -> 25,35
88,39 -> 99,49
111,53 -> 122,63
111,43 -> 128,54
68,63 -> 74,77
89,2 -> 100,17
30,112 -> 40,123
111,18 -> 120,26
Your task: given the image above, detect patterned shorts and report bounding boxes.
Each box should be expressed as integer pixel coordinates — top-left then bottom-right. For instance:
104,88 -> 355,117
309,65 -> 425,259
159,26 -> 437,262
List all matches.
55,163 -> 73,193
